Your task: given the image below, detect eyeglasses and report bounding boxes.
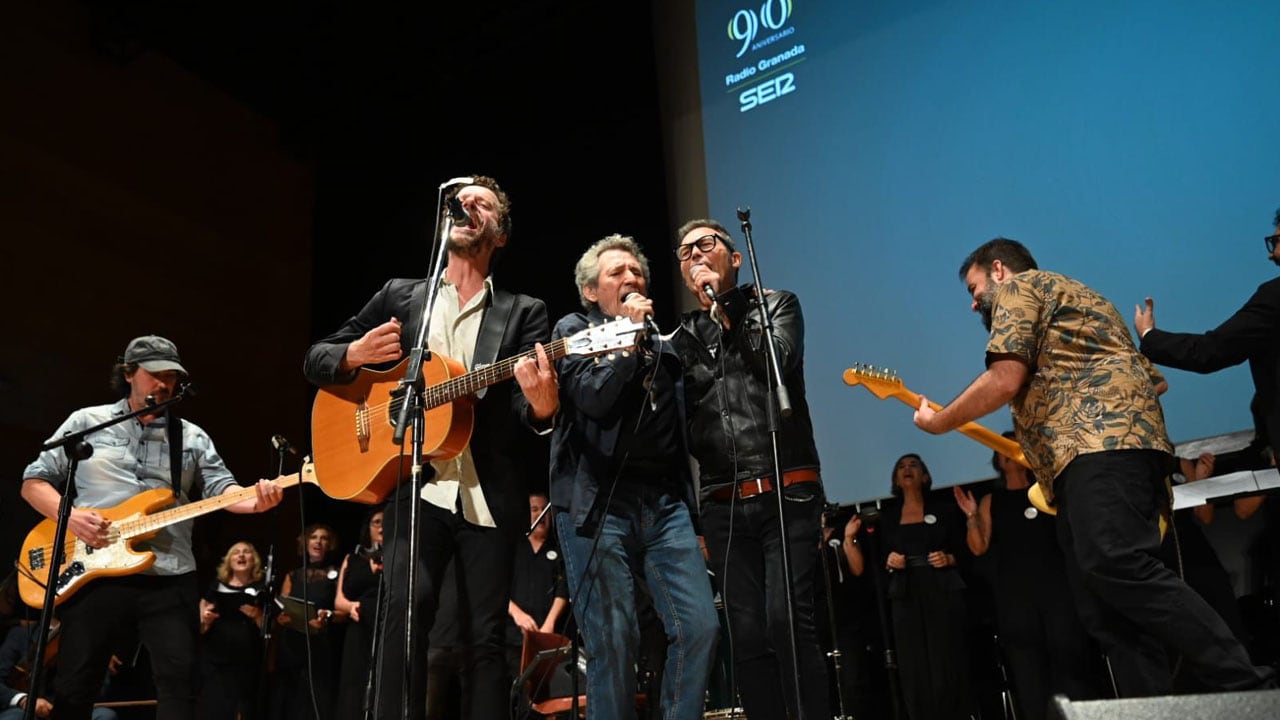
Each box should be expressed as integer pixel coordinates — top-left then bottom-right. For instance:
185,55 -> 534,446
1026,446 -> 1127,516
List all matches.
1266,233 -> 1280,254
675,234 -> 726,261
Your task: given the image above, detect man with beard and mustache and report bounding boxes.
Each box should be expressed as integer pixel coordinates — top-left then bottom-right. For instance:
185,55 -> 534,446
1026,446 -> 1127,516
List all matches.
304,176 -> 559,720
21,335 -> 285,720
912,238 -> 1274,700
1135,207 -> 1280,471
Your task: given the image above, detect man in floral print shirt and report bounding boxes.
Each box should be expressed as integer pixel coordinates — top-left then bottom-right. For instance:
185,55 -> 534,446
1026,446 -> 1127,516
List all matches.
913,238 -> 1274,699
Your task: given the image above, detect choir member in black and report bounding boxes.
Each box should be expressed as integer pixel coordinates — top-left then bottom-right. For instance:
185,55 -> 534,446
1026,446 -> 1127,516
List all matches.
199,541 -> 268,720
846,454 -> 972,720
274,524 -> 344,720
506,493 -> 569,682
335,508 -> 386,719
953,438 -> 1098,720
1162,453 -> 1254,687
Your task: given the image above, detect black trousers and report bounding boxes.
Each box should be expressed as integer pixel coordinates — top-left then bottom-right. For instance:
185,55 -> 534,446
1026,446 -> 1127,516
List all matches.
701,482 -> 831,720
376,488 -> 516,720
55,573 -> 200,720
1054,450 -> 1273,697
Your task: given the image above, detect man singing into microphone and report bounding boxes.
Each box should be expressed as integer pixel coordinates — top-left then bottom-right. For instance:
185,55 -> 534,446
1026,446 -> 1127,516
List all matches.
550,234 -> 719,720
303,175 -> 559,720
669,219 -> 831,720
21,335 -> 284,720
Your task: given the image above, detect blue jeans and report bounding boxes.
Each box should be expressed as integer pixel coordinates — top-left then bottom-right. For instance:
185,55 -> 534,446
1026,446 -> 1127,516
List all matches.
556,486 -> 719,720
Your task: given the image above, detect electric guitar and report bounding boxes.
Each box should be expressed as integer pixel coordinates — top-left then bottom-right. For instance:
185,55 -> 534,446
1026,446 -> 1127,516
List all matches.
841,365 -> 1057,514
309,317 -> 646,504
17,462 -> 317,609
842,365 -> 1179,536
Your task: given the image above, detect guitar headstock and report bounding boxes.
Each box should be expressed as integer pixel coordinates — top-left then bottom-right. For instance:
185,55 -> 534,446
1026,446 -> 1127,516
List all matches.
565,318 -> 647,358
842,364 -> 906,400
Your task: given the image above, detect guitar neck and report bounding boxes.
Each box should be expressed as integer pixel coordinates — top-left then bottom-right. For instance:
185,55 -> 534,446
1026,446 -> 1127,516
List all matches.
883,387 -> 1031,469
119,471 -> 305,537
422,336 -> 573,409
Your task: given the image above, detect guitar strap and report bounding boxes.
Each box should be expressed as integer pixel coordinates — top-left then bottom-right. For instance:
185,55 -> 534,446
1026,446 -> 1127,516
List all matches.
472,290 -> 514,400
166,409 -> 182,498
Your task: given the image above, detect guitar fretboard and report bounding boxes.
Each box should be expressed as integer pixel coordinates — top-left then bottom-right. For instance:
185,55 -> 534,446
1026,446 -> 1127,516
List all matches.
118,468 -> 310,538
420,336 -> 575,409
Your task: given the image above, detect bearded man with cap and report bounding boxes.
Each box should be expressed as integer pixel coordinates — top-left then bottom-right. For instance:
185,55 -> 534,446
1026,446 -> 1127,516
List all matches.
21,335 -> 283,720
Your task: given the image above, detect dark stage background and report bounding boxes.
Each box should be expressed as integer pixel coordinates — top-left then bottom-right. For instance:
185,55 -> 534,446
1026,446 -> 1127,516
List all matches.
1,0 -> 678,603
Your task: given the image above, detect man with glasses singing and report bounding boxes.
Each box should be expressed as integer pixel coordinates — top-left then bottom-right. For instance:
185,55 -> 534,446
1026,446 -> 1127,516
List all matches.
1135,207 -> 1280,469
669,220 -> 831,720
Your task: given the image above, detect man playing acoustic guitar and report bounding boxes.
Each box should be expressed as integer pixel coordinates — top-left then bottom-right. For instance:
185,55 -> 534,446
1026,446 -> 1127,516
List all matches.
303,175 -> 559,720
21,335 -> 284,720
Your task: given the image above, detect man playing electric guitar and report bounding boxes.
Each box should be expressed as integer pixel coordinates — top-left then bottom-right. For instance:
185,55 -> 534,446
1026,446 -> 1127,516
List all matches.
303,175 -> 559,720
20,335 -> 284,720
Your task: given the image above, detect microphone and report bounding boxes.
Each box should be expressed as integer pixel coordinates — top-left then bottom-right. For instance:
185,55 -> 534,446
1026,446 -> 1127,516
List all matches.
622,292 -> 656,329
446,195 -> 473,227
271,434 -> 299,456
701,283 -> 717,303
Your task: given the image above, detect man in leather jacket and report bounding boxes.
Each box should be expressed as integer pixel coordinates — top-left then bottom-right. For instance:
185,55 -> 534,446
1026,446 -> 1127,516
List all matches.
670,219 -> 831,720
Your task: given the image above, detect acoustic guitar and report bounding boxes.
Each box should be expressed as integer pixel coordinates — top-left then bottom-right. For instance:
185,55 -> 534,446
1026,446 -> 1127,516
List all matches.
17,462 -> 317,609
309,317 -> 646,504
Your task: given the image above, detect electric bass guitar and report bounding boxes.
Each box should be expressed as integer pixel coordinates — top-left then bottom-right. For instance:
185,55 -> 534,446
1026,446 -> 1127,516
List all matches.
841,365 -> 1057,514
309,317 -> 646,504
17,462 -> 318,609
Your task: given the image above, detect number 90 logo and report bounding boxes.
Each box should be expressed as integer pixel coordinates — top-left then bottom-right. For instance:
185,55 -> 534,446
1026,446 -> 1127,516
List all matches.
727,0 -> 793,58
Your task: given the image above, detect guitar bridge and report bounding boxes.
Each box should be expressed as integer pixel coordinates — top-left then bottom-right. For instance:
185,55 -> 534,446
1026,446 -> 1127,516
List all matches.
27,546 -> 44,571
356,398 -> 370,452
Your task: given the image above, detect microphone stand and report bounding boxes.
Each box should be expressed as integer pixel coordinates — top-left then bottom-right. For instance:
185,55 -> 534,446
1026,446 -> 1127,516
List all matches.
863,504 -> 905,720
386,176 -> 467,719
255,441 -> 289,720
736,206 -> 805,719
819,514 -> 853,720
22,387 -> 191,720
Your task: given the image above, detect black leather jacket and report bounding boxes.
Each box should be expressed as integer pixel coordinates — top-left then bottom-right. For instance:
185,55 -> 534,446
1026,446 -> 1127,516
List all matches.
672,285 -> 821,498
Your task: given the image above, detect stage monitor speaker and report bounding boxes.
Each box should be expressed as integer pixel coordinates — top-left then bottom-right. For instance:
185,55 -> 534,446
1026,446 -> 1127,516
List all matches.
1048,690 -> 1280,720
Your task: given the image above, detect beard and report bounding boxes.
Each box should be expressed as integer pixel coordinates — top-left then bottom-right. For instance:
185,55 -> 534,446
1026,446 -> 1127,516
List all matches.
976,281 -> 997,332
447,223 -> 501,258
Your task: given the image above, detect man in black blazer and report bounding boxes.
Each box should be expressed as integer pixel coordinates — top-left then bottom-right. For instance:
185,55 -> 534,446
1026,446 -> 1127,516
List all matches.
304,175 -> 559,720
1135,207 -> 1280,463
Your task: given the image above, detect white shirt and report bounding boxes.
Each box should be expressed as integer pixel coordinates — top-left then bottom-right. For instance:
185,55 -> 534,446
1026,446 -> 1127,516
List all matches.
419,275 -> 498,528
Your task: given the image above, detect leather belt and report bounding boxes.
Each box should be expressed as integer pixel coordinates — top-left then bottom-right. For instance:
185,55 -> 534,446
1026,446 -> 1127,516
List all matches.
708,468 -> 820,502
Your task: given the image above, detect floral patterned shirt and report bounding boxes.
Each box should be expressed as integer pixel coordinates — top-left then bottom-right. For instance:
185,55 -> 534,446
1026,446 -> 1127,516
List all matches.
986,270 -> 1172,503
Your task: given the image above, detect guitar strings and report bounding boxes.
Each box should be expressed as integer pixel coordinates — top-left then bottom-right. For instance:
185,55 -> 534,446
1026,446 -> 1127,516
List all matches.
343,336 -> 574,426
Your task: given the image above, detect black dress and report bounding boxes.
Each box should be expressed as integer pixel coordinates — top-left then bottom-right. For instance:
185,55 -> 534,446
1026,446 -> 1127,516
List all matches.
200,580 -> 268,720
335,551 -> 384,719
988,489 -> 1097,720
883,501 -> 971,720
274,565 -> 341,720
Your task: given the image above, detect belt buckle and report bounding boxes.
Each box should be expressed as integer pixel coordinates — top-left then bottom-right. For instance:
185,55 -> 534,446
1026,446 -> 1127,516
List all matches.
743,478 -> 765,498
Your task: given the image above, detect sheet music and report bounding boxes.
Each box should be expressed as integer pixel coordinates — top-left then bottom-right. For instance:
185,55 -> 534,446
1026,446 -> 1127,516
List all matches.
1172,468 -> 1279,510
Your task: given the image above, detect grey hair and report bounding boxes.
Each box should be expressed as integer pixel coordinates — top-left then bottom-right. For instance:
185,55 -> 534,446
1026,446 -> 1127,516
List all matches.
574,234 -> 651,309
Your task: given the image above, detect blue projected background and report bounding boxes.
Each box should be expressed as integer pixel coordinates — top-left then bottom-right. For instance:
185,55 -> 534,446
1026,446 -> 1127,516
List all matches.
691,0 -> 1280,502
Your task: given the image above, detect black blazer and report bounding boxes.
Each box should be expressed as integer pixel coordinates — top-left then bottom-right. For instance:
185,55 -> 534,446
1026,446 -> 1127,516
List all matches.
1141,276 -> 1280,455
303,277 -> 551,532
